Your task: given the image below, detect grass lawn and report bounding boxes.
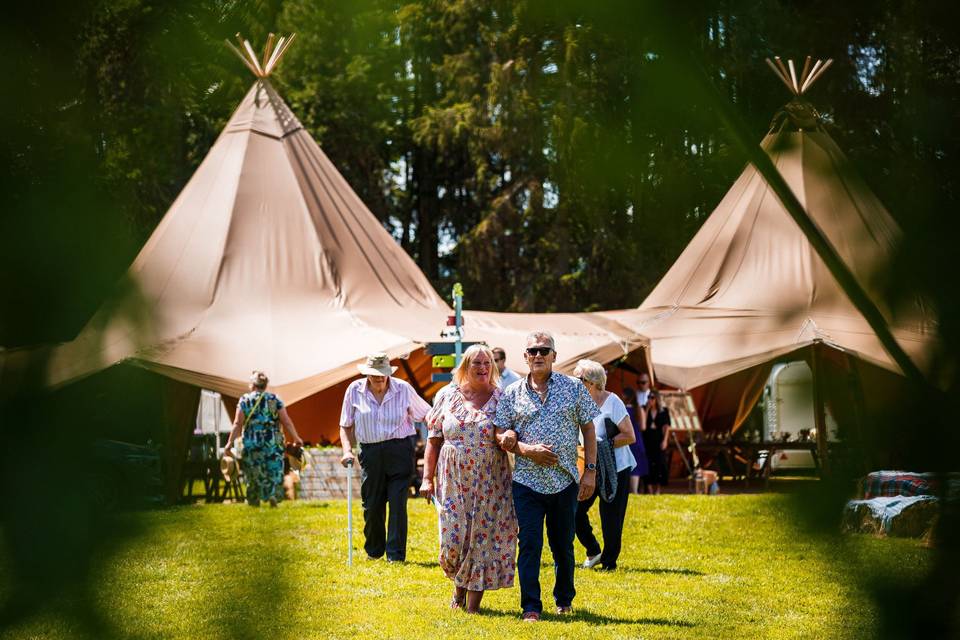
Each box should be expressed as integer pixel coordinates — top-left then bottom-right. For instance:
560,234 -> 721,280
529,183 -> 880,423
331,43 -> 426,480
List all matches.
0,493 -> 931,639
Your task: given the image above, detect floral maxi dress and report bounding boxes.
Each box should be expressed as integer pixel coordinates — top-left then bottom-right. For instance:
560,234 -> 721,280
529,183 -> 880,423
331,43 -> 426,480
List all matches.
427,386 -> 516,591
239,391 -> 286,503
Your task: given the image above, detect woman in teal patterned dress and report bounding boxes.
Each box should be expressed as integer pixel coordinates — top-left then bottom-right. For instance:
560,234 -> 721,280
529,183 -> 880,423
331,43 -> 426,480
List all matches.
224,371 -> 303,507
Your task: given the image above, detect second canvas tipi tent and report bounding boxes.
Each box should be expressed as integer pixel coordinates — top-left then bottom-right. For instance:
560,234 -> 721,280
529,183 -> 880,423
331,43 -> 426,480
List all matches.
603,57 -> 937,434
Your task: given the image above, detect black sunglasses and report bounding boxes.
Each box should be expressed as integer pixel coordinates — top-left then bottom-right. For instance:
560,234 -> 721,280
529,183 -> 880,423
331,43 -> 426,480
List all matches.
525,347 -> 553,357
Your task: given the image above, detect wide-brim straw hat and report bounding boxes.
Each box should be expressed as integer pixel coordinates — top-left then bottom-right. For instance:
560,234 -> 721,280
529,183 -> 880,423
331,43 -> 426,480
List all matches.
357,352 -> 397,377
220,454 -> 239,483
297,447 -> 313,472
285,444 -> 309,472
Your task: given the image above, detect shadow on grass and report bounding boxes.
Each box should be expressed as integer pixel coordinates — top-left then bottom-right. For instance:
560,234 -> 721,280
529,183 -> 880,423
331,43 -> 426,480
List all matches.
0,392 -> 150,640
299,502 -> 335,510
203,511 -> 295,640
573,611 -> 696,627
476,608 -> 695,627
615,566 -> 705,576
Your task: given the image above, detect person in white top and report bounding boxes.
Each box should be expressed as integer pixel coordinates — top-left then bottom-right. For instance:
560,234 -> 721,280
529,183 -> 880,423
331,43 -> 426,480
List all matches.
572,359 -> 637,571
339,353 -> 431,562
492,347 -> 522,389
636,373 -> 651,407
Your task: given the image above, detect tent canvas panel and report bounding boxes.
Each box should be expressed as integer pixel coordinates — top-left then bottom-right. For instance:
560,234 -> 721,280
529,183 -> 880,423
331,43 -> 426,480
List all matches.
458,310 -> 651,382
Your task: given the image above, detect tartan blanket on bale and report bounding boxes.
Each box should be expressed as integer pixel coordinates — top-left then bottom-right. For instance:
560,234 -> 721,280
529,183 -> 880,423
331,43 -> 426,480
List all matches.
844,470 -> 960,538
860,471 -> 938,499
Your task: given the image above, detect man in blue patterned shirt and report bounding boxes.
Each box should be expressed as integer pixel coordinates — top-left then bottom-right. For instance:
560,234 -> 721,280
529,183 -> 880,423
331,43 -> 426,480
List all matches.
494,330 -> 599,621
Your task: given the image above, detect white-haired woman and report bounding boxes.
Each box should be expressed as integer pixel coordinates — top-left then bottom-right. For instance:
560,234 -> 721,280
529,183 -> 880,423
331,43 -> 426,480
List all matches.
573,359 -> 636,570
224,371 -> 303,507
420,344 -> 516,613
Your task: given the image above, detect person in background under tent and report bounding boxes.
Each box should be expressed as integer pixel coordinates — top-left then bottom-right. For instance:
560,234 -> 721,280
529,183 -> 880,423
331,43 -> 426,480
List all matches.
642,391 -> 671,494
493,347 -> 522,389
623,386 -> 649,494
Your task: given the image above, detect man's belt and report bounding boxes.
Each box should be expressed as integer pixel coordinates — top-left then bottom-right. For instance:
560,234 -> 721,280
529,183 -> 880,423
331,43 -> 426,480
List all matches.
359,437 -> 411,447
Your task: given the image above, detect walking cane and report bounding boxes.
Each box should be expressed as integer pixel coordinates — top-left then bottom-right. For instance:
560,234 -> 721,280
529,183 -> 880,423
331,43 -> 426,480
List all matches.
346,458 -> 354,566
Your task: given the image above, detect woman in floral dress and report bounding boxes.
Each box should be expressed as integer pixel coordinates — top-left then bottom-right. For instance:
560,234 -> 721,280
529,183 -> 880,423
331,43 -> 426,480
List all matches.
420,345 -> 517,613
224,371 -> 303,507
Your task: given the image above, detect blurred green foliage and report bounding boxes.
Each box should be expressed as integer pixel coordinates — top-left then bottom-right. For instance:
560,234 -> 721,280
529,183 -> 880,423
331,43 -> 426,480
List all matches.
2,1 -> 959,638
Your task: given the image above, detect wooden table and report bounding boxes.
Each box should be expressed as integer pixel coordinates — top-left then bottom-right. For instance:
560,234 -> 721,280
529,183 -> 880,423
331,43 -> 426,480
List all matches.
739,441 -> 821,487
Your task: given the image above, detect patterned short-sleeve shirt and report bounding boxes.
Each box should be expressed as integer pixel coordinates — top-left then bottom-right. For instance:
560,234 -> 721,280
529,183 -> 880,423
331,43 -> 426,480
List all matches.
494,372 -> 600,494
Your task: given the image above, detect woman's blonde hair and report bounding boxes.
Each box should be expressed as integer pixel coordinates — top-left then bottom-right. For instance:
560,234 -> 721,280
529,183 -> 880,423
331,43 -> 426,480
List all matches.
573,359 -> 606,389
452,344 -> 500,388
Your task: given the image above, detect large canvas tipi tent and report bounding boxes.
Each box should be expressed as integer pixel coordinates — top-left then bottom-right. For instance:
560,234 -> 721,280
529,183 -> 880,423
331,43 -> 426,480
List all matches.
47,35 -> 451,439
603,58 -> 937,433
45,35 -> 650,447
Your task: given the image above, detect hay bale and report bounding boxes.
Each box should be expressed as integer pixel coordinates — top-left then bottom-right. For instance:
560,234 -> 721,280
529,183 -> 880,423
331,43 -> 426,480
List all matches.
842,500 -> 884,535
843,496 -> 939,538
886,498 -> 939,538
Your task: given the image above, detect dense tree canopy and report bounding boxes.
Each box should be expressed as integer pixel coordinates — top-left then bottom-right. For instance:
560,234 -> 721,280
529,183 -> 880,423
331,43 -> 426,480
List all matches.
3,0 -> 959,340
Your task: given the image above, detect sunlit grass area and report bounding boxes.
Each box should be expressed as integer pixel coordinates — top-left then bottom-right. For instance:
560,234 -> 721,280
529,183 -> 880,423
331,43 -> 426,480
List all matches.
0,494 -> 931,639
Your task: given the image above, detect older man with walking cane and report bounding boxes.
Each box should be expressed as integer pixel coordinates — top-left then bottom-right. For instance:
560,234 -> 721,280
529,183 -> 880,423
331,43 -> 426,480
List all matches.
495,331 -> 599,621
339,353 -> 431,563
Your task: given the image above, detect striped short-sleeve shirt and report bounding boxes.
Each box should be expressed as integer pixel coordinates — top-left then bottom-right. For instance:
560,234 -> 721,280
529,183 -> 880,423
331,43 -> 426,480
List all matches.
339,377 -> 431,444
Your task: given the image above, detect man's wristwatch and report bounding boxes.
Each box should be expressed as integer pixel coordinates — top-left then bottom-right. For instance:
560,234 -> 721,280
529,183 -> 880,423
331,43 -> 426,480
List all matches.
585,462 -> 597,471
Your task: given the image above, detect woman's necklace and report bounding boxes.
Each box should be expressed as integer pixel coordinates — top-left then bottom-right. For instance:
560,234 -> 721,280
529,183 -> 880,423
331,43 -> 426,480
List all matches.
461,384 -> 492,409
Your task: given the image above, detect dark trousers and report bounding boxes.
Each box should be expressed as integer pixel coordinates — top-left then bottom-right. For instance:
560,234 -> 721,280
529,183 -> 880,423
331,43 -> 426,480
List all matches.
575,467 -> 632,569
512,480 -> 579,614
358,438 -> 413,561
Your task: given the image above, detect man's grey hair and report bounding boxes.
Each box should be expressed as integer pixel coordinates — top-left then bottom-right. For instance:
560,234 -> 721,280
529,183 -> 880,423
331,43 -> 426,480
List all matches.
525,330 -> 556,351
